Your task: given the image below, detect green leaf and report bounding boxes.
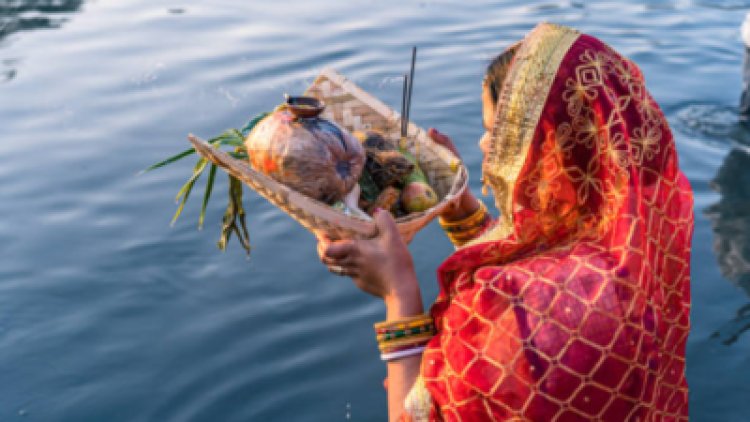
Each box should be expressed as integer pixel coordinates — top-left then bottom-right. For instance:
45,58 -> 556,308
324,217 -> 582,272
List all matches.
216,175 -> 251,255
208,129 -> 245,147
143,129 -> 243,175
171,158 -> 208,226
229,150 -> 248,160
233,177 -> 251,254
141,147 -> 196,173
241,112 -> 270,137
174,157 -> 208,202
146,110 -> 271,255
198,163 -> 217,229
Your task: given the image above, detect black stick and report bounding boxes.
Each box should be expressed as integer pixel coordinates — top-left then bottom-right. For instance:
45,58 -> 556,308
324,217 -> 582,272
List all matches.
401,73 -> 408,138
405,46 -> 417,137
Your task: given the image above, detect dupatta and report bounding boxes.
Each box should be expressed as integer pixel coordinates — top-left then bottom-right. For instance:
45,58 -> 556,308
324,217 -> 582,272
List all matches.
421,23 -> 693,421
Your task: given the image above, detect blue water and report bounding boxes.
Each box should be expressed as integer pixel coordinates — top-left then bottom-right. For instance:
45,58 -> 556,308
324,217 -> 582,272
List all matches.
2,1 -> 750,420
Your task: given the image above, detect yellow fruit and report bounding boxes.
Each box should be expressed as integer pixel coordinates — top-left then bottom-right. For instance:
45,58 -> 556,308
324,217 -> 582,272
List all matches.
401,181 -> 438,212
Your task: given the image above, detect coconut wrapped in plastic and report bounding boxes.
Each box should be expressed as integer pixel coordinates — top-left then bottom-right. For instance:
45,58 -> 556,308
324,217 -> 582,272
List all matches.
245,96 -> 365,204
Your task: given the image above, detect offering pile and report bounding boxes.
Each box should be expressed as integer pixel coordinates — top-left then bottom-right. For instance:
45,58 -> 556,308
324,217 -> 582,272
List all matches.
147,69 -> 467,254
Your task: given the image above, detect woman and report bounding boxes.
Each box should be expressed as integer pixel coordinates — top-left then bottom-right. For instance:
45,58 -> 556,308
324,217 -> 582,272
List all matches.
319,23 -> 693,421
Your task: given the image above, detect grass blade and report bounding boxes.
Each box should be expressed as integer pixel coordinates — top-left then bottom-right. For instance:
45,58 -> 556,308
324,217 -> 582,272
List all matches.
198,163 -> 217,229
208,129 -> 245,147
233,177 -> 251,255
141,147 -> 196,174
217,175 -> 237,251
171,158 -> 208,226
174,157 -> 208,202
216,175 -> 251,255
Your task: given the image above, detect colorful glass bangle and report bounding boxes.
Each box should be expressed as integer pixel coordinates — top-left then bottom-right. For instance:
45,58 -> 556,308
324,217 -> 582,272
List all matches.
381,346 -> 426,362
380,339 -> 431,355
378,333 -> 435,352
374,314 -> 433,333
376,324 -> 434,342
376,321 -> 433,335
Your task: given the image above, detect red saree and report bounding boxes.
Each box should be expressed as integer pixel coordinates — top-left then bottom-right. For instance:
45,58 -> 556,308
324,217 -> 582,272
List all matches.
421,23 -> 693,421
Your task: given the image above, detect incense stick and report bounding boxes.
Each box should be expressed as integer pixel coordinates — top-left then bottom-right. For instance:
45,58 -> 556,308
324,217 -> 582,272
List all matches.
405,46 -> 417,137
401,73 -> 408,138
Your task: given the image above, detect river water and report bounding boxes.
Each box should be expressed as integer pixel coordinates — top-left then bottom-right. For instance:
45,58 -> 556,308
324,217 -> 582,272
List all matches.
1,1 -> 749,420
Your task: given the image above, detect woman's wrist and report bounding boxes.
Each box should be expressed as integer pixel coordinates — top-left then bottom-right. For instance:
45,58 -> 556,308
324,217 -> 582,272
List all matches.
384,273 -> 423,320
440,190 -> 480,222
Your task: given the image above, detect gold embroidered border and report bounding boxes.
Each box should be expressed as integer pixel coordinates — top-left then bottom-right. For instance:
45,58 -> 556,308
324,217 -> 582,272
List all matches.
466,23 -> 580,249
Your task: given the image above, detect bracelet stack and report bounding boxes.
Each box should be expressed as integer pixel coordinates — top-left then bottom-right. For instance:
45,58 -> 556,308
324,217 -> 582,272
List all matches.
374,314 -> 435,362
438,201 -> 492,247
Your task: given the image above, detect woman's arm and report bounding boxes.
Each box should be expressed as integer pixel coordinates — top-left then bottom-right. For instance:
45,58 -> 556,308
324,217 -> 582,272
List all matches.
317,210 -> 426,421
384,285 -> 424,421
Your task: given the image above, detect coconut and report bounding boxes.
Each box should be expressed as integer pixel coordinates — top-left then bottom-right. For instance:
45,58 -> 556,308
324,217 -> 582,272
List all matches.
244,97 -> 365,204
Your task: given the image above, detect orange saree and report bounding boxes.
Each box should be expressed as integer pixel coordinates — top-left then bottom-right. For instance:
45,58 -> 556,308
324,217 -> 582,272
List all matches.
420,23 -> 693,421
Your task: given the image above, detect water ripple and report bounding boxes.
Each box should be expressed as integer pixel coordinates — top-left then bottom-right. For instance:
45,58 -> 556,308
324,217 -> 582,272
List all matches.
1,0 -> 750,420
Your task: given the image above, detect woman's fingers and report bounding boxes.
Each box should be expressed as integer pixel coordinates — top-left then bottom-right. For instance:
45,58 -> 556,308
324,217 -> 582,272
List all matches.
316,239 -> 329,259
373,208 -> 400,243
323,239 -> 357,259
321,253 -> 357,268
428,128 -> 460,158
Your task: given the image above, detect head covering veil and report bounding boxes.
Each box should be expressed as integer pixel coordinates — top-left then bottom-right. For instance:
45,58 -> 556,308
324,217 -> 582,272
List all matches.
421,23 -> 693,421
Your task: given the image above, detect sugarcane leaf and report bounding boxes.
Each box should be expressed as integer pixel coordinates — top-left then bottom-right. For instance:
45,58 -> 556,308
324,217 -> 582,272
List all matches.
229,150 -> 248,160
141,147 -> 196,174
142,131 -> 236,176
198,163 -> 217,229
217,174 -> 238,251
147,111 -> 270,255
232,177 -> 251,255
171,158 -> 208,226
217,218 -> 232,251
240,112 -> 270,137
174,157 -> 208,203
208,129 -> 245,147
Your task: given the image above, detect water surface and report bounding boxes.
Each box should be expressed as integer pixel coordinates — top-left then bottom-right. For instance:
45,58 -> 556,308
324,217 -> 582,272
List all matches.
2,1 -> 750,420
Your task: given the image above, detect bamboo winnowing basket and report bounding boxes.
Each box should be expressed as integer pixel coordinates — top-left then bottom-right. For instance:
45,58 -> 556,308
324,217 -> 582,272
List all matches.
188,68 -> 468,242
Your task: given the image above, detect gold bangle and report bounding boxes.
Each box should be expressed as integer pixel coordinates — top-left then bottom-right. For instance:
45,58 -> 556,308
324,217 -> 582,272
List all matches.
374,314 -> 432,332
439,201 -> 491,247
439,201 -> 488,230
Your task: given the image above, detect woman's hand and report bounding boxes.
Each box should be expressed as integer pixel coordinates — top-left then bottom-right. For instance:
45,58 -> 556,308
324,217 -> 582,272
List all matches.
317,209 -> 423,317
427,128 -> 482,222
428,127 -> 461,158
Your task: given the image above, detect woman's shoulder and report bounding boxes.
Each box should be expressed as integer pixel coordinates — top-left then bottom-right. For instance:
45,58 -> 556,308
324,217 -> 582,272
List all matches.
473,241 -> 621,283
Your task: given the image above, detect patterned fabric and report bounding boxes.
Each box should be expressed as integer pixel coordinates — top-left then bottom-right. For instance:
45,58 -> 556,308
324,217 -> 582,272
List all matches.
420,23 -> 693,421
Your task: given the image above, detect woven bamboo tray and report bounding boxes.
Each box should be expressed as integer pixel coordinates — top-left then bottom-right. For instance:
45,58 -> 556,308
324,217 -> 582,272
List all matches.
188,68 -> 468,242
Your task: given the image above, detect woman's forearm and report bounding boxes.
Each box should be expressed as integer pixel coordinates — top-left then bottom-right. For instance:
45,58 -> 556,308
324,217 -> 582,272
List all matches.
383,274 -> 424,421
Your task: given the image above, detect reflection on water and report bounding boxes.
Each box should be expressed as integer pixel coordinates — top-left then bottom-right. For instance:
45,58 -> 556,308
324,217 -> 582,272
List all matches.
0,0 -> 84,40
675,103 -> 750,143
0,0 -> 84,81
706,146 -> 750,344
